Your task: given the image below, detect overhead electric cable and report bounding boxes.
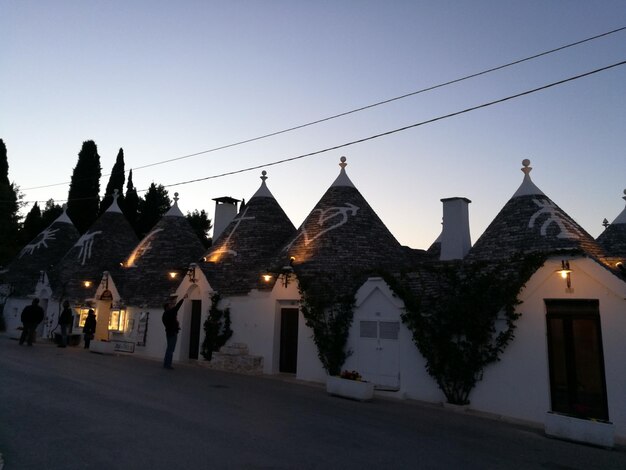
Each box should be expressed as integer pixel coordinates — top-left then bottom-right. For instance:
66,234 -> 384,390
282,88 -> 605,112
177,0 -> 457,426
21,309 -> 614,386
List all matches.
152,60 -> 625,190
20,26 -> 626,192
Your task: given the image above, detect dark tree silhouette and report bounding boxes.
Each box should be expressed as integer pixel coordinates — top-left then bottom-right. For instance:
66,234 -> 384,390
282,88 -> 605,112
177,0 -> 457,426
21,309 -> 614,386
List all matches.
19,202 -> 44,246
124,169 -> 140,236
99,148 -> 125,215
136,183 -> 170,237
41,199 -> 64,226
186,209 -> 213,248
67,140 -> 101,234
0,139 -> 21,266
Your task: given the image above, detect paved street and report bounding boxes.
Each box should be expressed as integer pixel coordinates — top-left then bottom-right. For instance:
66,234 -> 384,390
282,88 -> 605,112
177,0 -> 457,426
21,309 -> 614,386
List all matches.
0,335 -> 625,470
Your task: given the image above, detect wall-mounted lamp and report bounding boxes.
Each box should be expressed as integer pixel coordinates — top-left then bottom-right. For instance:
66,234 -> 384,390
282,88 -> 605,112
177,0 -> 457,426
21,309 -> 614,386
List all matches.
262,257 -> 296,288
556,260 -> 572,290
168,271 -> 178,279
83,280 -> 92,288
187,263 -> 198,283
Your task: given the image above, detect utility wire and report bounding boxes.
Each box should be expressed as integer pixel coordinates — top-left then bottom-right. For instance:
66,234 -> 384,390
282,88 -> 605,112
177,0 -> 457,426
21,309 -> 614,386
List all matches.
152,60 -> 625,189
13,59 -> 626,205
19,26 -> 626,192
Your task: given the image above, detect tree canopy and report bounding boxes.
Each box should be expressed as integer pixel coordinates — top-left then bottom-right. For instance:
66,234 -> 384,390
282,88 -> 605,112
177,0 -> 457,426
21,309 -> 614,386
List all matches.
186,209 -> 212,248
136,183 -> 170,237
66,140 -> 101,234
0,139 -> 21,266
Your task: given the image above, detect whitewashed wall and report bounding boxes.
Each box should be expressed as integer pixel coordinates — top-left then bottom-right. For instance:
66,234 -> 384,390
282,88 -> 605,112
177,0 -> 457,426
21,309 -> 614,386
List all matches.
470,257 -> 626,440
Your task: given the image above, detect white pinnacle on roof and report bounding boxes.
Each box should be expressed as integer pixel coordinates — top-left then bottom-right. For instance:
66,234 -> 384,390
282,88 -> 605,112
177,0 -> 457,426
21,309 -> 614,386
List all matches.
330,156 -> 356,188
611,189 -> 626,225
250,171 -> 276,199
511,159 -> 545,198
165,192 -> 185,217
53,204 -> 74,224
105,189 -> 123,214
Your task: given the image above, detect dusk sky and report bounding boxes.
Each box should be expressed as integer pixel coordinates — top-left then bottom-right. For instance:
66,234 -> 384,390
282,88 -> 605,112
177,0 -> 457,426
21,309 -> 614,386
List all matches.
1,1 -> 625,250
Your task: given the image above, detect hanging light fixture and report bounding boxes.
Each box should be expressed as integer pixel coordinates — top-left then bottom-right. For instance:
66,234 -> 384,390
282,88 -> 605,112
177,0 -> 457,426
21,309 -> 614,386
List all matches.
556,260 -> 572,289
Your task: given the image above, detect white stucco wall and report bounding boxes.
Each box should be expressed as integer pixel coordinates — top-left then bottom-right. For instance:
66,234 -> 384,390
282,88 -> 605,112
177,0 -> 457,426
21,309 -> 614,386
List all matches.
470,258 -> 626,440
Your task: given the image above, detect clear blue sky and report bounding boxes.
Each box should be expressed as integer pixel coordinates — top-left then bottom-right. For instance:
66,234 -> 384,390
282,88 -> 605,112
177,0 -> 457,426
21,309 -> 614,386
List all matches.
1,1 -> 625,249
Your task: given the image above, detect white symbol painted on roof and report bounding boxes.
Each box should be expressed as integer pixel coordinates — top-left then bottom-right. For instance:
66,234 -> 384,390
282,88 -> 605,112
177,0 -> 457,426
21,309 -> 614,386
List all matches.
126,228 -> 164,267
528,199 -> 581,239
20,228 -> 60,257
76,231 -> 103,265
284,203 -> 359,250
209,206 -> 256,259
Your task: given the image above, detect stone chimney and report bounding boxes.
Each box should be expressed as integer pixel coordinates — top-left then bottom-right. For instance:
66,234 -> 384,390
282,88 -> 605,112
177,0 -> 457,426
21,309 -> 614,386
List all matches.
212,196 -> 240,241
440,197 -> 472,260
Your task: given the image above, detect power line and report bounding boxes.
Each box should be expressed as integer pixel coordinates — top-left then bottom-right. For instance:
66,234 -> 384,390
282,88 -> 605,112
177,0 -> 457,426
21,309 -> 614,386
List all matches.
13,59 -> 626,205
151,60 -> 624,189
19,26 -> 626,192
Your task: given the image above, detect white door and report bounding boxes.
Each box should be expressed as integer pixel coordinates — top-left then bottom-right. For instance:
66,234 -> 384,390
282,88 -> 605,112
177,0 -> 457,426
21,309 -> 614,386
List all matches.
358,320 -> 400,390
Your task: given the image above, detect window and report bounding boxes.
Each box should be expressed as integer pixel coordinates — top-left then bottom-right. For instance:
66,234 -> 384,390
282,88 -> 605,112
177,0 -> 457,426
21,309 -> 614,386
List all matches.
545,299 -> 608,421
109,309 -> 127,332
78,308 -> 90,328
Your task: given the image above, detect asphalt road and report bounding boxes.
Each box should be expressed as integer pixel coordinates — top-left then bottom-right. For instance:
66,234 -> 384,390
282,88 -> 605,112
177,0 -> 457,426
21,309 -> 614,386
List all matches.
1,335 -> 625,470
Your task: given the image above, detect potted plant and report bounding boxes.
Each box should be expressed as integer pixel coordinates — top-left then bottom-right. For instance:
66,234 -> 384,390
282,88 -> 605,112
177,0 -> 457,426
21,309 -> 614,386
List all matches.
326,370 -> 374,401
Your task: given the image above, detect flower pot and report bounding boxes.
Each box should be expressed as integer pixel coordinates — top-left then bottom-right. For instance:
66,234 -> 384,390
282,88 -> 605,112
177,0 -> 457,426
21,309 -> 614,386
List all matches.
544,412 -> 614,448
326,375 -> 374,401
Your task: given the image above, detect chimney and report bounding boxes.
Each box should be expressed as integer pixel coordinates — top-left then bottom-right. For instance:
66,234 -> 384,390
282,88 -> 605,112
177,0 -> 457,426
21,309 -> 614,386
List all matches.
440,197 -> 472,260
212,197 -> 240,241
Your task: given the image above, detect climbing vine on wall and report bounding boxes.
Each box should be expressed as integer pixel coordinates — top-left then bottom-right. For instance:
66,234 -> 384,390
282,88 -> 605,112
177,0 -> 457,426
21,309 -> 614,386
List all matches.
384,253 -> 547,405
201,292 -> 233,361
298,276 -> 356,376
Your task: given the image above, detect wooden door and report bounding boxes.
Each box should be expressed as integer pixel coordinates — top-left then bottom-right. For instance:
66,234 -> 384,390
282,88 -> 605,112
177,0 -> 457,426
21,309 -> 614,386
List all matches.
189,299 -> 201,359
279,308 -> 299,373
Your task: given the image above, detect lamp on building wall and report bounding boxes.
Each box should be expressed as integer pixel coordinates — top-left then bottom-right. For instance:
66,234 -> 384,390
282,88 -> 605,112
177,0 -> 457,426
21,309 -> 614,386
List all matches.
262,257 -> 295,288
187,263 -> 198,283
557,260 -> 572,289
83,280 -> 92,288
168,271 -> 178,279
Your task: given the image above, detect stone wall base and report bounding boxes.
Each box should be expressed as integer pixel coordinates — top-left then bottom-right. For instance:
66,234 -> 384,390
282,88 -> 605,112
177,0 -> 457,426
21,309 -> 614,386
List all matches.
198,342 -> 263,375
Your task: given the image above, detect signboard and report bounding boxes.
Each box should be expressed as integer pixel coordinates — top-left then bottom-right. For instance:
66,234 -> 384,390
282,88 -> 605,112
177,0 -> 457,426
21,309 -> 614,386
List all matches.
113,340 -> 135,353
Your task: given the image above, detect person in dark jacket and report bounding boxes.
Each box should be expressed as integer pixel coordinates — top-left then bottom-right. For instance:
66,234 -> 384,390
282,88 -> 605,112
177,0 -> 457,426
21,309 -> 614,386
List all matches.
162,296 -> 185,369
19,298 -> 45,346
58,300 -> 73,348
82,309 -> 97,349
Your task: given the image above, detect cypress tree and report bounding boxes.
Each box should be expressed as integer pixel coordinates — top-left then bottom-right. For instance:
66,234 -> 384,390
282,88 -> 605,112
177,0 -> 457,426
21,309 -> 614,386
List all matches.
124,169 -> 140,236
0,139 -> 21,266
136,183 -> 170,237
19,202 -> 44,246
99,148 -> 126,215
67,140 -> 101,233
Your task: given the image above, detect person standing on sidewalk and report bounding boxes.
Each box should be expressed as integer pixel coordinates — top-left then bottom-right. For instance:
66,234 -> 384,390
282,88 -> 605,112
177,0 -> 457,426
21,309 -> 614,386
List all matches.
58,301 -> 73,348
19,298 -> 45,346
162,295 -> 185,369
82,309 -> 97,349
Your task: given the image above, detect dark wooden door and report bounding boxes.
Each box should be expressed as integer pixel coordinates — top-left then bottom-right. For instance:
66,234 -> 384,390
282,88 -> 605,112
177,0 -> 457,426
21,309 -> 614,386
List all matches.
189,300 -> 201,359
279,308 -> 299,373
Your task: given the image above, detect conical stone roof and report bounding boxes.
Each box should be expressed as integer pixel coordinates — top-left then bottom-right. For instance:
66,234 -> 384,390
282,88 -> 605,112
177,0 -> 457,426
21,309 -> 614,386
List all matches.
52,197 -> 138,302
202,171 -> 296,296
467,160 -> 606,262
597,189 -> 626,258
1,207 -> 80,296
277,157 -> 406,300
120,193 -> 205,307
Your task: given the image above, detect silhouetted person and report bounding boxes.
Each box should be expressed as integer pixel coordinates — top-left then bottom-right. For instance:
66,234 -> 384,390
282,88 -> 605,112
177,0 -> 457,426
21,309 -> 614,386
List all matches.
162,296 -> 185,369
82,309 -> 96,349
19,298 -> 45,346
58,300 -> 73,348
